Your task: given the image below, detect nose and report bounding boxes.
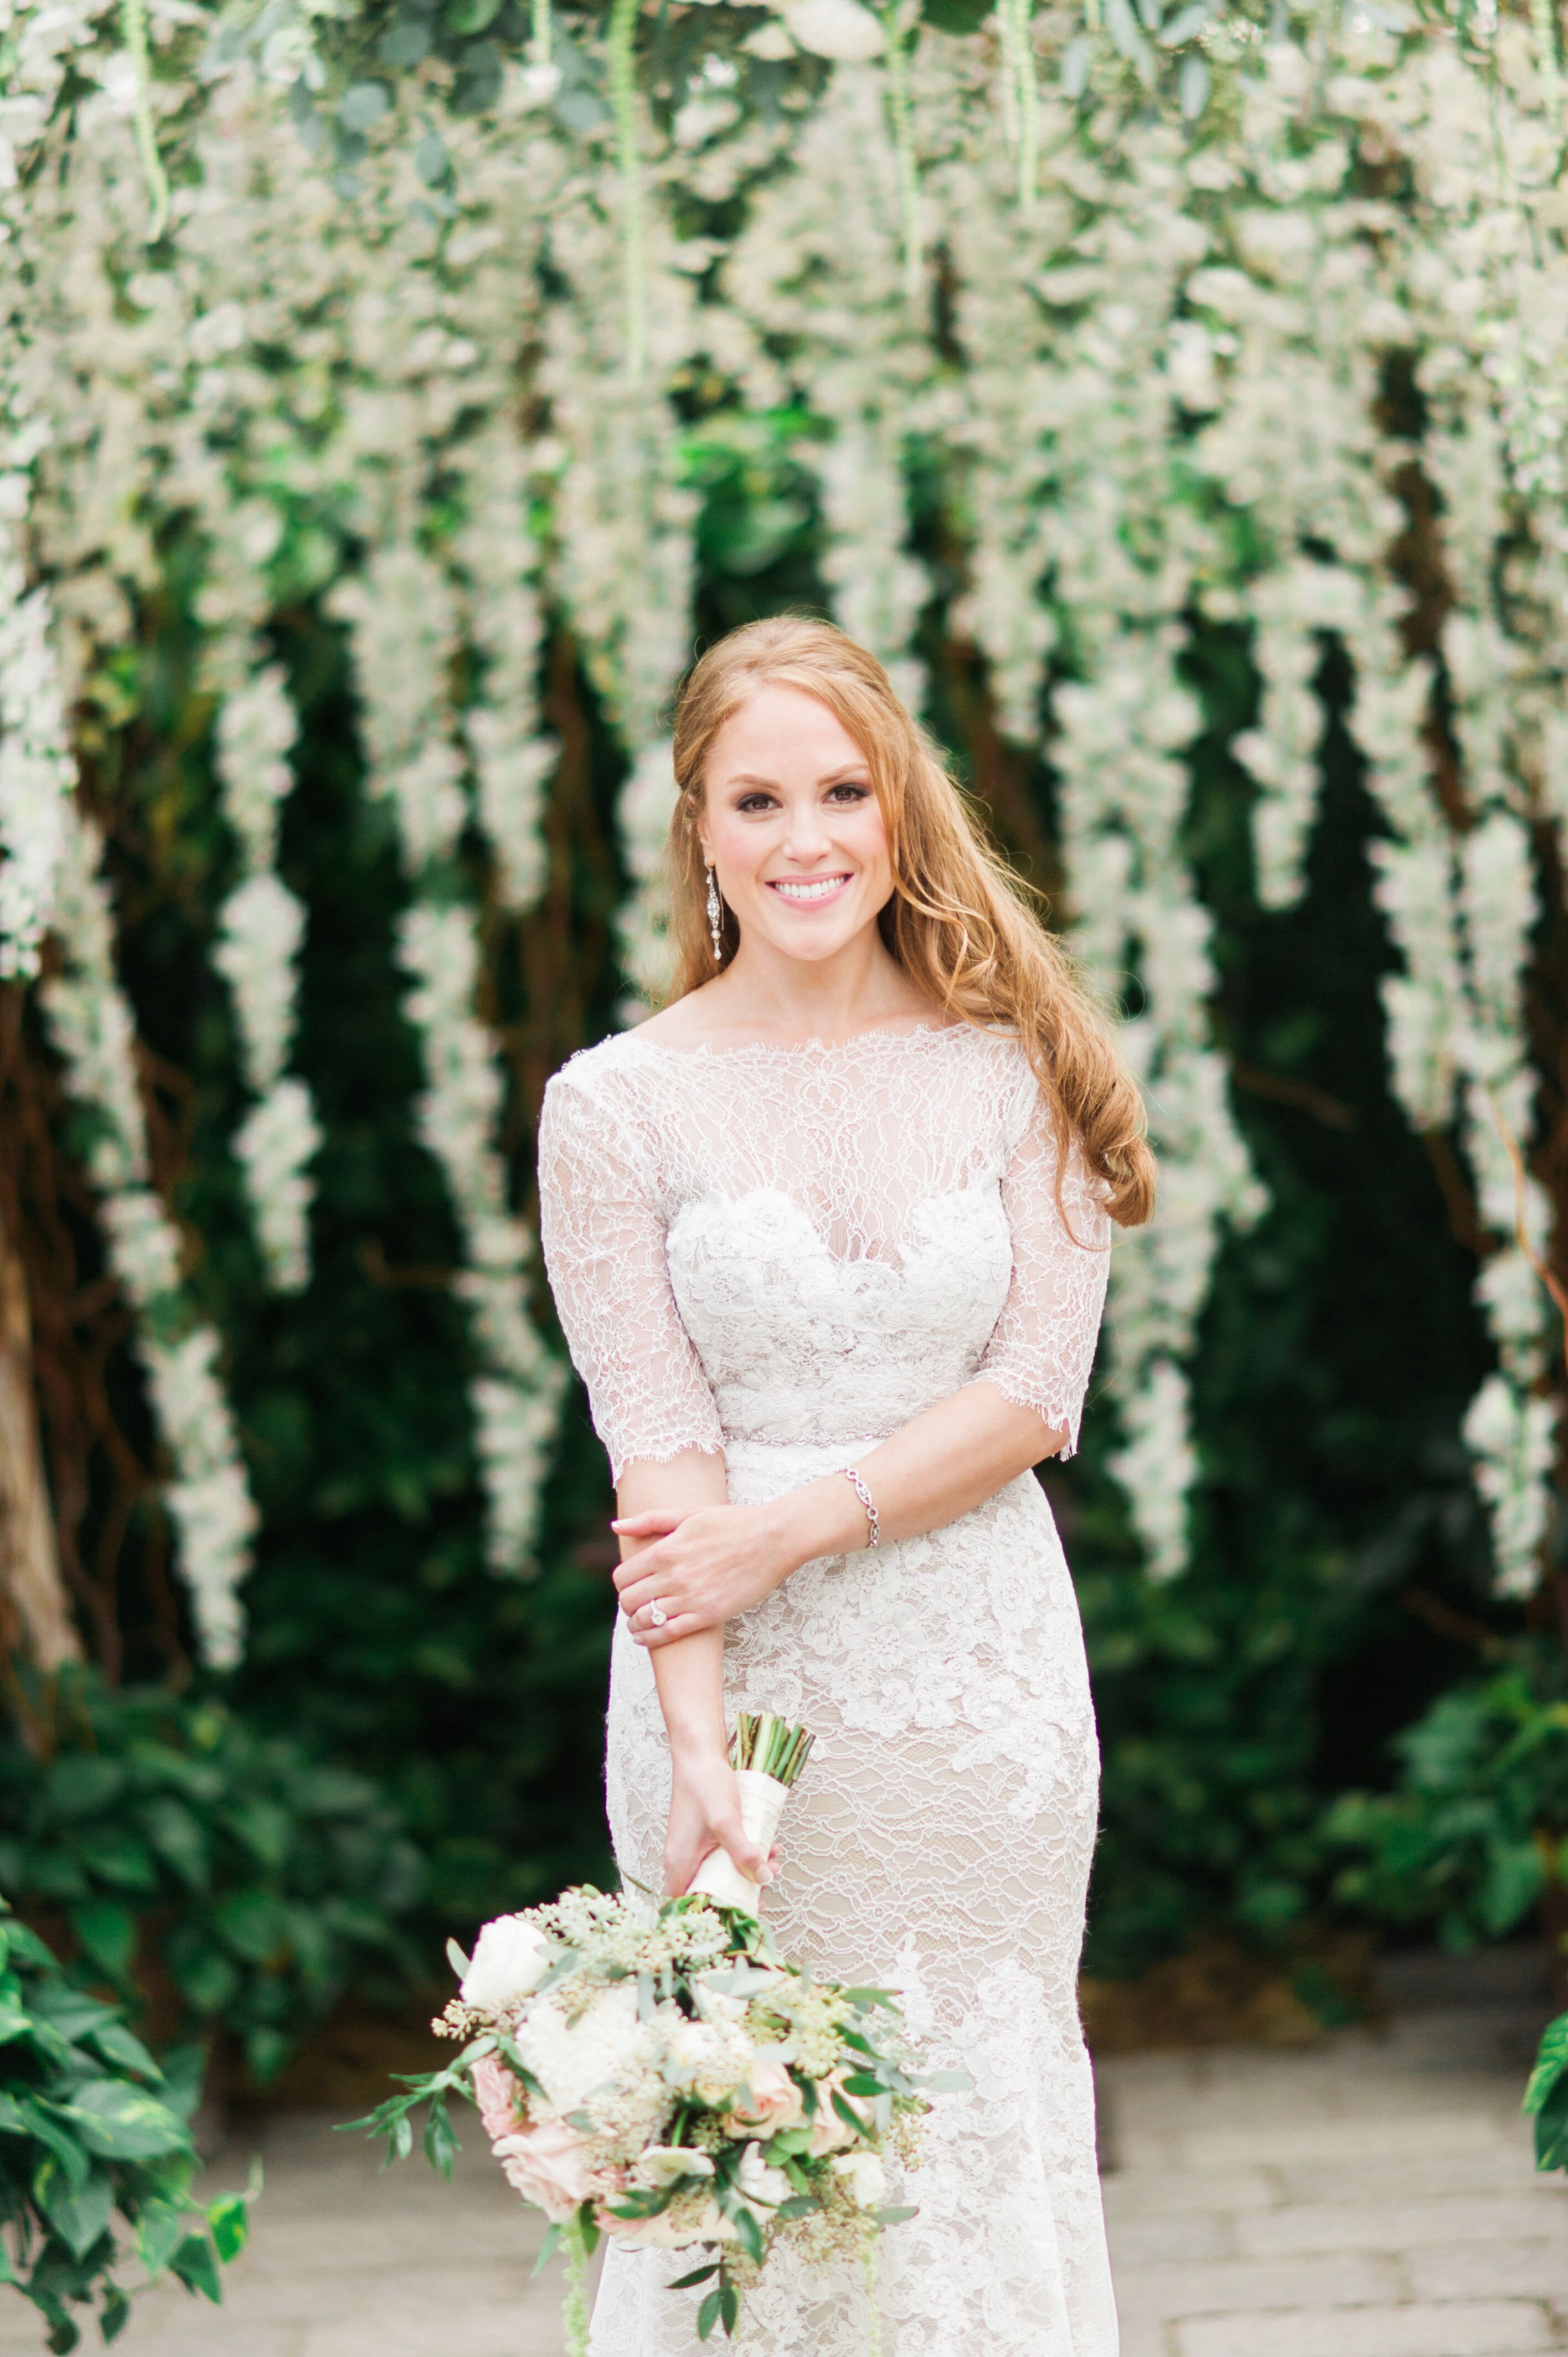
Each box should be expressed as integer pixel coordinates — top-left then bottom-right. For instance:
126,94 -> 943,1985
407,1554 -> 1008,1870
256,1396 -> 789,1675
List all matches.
779,800 -> 833,866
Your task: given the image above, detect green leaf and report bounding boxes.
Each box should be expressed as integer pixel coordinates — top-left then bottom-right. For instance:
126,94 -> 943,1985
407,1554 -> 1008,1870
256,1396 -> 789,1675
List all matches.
870,2203 -> 919,2225
840,2074 -> 885,2097
414,131 -> 449,187
74,1827 -> 158,1892
99,2285 -> 130,2343
162,1930 -> 239,2016
33,2157 -> 113,2260
773,2195 -> 818,2219
831,2091 -> 871,2139
171,2229 -> 223,2304
137,2198 -> 191,2278
1535,2077 -> 1568,2173
422,2097 -> 458,2179
207,2191 -> 251,2264
733,2206 -> 763,2265
719,2281 -> 739,2337
12,2096 -> 90,2193
697,2288 -> 723,2341
139,1798 -> 209,1893
243,2026 -> 293,2085
447,0 -> 502,33
667,2262 -> 720,2288
213,1889 -> 291,1965
60,2081 -> 190,2162
1524,2014 -> 1568,2117
26,1985 -> 118,2044
44,1758 -> 127,1820
87,2019 -> 163,2085
338,81 -> 391,132
530,2221 -> 562,2280
67,1901 -> 136,1980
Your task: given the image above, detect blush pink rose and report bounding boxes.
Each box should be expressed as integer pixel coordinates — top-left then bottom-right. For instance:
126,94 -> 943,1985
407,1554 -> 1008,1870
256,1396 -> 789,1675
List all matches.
723,2054 -> 804,2139
806,2068 -> 869,2156
472,2053 -> 525,2144
493,2119 -> 597,2222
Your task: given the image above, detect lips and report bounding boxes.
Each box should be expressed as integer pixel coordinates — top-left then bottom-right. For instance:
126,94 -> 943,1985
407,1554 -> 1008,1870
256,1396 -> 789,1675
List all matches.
766,874 -> 852,904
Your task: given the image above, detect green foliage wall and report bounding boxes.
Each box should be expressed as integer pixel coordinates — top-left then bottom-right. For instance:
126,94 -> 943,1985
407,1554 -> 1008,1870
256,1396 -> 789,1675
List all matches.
9,407 -> 1514,1988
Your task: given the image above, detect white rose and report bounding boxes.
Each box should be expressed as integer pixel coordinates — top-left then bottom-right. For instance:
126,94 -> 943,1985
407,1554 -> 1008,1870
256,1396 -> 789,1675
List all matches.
659,2015 -> 752,2104
459,1914 -> 554,2011
736,2140 -> 792,2215
832,2149 -> 888,2210
635,2146 -> 716,2189
778,0 -> 884,60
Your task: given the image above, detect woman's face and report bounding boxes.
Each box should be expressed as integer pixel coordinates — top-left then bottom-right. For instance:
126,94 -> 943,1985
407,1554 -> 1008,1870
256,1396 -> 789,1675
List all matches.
698,685 -> 894,968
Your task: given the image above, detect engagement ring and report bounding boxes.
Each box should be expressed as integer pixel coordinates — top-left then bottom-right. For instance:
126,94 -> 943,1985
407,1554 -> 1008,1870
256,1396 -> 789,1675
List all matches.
648,1600 -> 668,1627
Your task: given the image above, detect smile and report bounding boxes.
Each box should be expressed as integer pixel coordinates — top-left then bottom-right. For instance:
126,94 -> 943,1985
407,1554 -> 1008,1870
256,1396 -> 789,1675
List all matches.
766,875 -> 852,904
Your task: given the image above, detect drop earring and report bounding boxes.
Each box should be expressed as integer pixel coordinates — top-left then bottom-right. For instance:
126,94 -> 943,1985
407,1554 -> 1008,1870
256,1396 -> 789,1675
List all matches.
705,863 -> 724,965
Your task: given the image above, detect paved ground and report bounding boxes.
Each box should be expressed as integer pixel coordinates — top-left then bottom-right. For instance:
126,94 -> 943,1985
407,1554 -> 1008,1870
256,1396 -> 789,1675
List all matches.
1098,1954 -> 1566,2357
4,1954 -> 1560,2356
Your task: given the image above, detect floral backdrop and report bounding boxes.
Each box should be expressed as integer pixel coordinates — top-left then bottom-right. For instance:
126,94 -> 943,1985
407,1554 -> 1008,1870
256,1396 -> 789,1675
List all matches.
0,0 -> 1565,2031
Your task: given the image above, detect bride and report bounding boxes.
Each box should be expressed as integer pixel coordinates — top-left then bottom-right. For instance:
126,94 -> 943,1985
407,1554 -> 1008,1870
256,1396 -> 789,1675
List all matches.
538,617 -> 1154,2357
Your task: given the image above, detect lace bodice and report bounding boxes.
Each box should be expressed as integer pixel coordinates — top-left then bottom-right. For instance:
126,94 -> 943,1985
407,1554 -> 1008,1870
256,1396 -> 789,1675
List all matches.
537,1022 -> 1111,1479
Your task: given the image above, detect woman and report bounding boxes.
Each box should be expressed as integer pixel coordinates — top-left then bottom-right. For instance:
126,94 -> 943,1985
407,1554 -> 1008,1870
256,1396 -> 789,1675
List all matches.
537,617 -> 1153,2357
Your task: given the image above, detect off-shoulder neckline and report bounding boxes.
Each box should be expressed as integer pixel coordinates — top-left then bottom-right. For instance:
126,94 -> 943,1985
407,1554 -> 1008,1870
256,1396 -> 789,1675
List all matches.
610,1018 -> 1003,1062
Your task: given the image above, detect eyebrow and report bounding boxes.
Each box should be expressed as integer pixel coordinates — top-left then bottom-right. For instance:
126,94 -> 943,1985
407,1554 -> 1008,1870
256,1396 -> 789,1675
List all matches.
723,767 -> 870,789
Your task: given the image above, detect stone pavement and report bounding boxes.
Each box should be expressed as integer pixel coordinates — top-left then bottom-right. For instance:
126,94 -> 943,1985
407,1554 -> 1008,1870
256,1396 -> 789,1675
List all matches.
2,1953 -> 1560,2357
1097,1952 -> 1567,2357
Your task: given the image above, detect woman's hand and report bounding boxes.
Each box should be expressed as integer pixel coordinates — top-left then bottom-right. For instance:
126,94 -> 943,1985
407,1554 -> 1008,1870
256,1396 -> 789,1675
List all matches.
663,1748 -> 776,1898
612,1501 -> 795,1646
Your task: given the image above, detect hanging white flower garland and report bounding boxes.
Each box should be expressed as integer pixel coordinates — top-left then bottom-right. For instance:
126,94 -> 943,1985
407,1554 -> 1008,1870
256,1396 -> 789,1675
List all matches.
331,540 -> 566,1571
42,808 -> 259,1666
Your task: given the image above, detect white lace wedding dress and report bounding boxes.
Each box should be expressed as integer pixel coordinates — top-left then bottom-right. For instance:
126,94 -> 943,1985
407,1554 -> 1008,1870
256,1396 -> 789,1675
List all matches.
537,1021 -> 1118,2357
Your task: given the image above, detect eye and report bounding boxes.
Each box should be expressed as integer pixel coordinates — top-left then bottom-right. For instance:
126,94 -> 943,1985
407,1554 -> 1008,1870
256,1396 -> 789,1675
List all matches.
735,791 -> 778,815
826,782 -> 870,804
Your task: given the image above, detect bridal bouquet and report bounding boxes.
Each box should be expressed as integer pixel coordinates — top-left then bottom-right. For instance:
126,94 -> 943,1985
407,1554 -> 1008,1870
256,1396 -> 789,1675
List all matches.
347,1725 -> 962,2349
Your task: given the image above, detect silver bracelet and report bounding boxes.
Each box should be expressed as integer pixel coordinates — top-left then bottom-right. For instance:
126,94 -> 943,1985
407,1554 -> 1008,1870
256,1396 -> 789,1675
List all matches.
844,1466 -> 881,1548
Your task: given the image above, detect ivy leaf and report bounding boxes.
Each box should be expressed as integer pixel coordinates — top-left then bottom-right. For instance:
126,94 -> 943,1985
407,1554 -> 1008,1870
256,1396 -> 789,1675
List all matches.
86,2021 -> 163,2086
68,1902 -> 136,1981
60,2081 -> 190,2163
99,2286 -> 130,2343
33,2157 -> 114,2260
136,2197 -> 190,2278
171,2229 -> 223,2304
1524,2013 -> 1568,2115
207,2191 -> 252,2265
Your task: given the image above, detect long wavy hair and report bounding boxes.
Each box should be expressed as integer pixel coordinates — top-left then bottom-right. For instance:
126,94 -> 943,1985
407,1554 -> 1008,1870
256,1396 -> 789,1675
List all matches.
665,616 -> 1156,1229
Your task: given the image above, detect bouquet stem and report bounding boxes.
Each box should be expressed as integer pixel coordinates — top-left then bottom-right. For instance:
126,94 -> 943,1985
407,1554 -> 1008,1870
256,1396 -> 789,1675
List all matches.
563,2214 -> 593,2357
687,1715 -> 813,1913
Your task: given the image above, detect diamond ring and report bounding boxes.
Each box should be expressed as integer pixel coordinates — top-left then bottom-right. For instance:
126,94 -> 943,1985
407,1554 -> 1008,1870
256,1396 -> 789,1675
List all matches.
648,1600 -> 668,1628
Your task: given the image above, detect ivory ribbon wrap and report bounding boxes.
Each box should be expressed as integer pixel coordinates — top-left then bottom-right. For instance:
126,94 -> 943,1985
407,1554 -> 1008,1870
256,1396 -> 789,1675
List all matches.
687,1767 -> 790,1911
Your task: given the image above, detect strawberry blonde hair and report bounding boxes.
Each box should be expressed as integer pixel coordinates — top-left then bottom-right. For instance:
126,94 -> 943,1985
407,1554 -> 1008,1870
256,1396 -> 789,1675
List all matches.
666,616 -> 1156,1229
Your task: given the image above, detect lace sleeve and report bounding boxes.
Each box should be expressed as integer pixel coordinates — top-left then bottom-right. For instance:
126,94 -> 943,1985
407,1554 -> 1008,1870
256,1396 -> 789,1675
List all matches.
537,1066 -> 726,1484
975,1080 -> 1112,1458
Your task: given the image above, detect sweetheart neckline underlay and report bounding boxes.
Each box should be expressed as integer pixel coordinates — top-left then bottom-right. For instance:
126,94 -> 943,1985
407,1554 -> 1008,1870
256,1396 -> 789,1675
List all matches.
616,1018 -> 1007,1062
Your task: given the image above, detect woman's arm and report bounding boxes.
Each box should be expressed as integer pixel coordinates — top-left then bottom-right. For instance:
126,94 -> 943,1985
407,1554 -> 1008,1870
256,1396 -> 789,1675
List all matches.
612,1378 -> 1061,1648
615,1448 -> 775,1893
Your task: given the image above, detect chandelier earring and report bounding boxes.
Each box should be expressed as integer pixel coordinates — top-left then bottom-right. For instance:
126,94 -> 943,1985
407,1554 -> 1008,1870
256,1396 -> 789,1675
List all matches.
705,863 -> 724,965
